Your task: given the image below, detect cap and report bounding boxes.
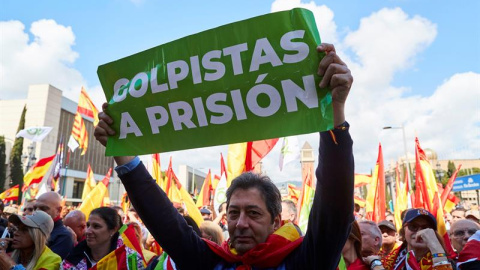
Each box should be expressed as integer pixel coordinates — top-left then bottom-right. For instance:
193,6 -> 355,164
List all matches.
402,208 -> 437,229
200,208 -> 212,215
378,220 -> 396,232
465,210 -> 480,221
4,206 -> 17,215
8,210 -> 54,237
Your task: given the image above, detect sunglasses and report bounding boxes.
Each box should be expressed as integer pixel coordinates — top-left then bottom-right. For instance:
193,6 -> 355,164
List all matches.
406,223 -> 433,233
452,229 -> 477,238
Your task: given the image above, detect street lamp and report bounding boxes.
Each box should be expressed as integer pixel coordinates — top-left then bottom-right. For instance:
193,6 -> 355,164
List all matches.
383,125 -> 412,191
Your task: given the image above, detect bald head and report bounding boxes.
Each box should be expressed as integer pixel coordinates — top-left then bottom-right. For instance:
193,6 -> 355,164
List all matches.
64,210 -> 87,241
35,191 -> 62,219
450,219 -> 480,252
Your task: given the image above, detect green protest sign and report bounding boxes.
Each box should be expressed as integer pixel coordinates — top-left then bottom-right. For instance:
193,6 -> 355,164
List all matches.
97,8 -> 333,156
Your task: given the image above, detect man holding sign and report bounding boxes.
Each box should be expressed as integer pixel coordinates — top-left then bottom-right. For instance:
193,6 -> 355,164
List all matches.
95,40 -> 353,269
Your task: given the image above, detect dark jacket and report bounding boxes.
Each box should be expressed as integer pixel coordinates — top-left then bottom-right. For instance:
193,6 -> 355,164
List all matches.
48,219 -> 74,259
119,129 -> 355,269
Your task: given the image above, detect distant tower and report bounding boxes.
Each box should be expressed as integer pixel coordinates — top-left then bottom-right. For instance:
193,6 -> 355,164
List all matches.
300,142 -> 315,186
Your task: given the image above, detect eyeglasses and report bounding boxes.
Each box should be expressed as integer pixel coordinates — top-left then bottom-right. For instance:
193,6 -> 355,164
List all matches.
452,229 -> 477,237
406,223 -> 432,233
23,207 -> 34,212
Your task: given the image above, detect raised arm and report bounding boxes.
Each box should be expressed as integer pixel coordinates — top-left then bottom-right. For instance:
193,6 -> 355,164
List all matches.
288,43 -> 354,269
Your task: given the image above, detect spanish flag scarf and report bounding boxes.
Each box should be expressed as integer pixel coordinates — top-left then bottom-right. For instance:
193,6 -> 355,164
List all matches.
204,222 -> 303,270
382,245 -> 434,270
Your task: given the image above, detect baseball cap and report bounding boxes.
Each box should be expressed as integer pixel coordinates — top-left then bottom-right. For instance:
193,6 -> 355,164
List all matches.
378,220 -> 396,232
8,210 -> 54,237
402,208 -> 437,229
4,206 -> 17,215
465,210 -> 480,221
200,208 -> 212,215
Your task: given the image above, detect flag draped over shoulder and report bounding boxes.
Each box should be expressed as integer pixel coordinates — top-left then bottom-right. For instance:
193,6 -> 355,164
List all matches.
81,165 -> 96,200
196,170 -> 213,207
297,167 -> 315,234
394,163 -> 408,231
69,112 -> 89,155
79,168 -> 112,217
77,87 -> 99,126
23,155 -> 55,192
414,137 -> 455,257
0,185 -> 19,202
152,153 -> 163,187
365,143 -> 386,223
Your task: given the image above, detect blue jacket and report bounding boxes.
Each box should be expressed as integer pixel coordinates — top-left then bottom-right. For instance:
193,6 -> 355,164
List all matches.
48,219 -> 74,259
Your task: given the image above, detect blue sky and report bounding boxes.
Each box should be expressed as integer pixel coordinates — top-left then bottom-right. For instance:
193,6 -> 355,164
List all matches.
1,0 -> 479,184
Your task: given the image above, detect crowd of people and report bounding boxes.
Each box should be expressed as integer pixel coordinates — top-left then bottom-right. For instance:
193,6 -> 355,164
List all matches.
0,43 -> 478,269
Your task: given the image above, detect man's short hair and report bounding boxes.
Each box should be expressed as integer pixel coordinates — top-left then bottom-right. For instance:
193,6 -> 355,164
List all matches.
282,199 -> 298,219
359,220 -> 383,250
226,172 -> 281,223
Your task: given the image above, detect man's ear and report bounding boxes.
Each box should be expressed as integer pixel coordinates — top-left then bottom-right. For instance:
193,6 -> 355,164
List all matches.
273,215 -> 281,231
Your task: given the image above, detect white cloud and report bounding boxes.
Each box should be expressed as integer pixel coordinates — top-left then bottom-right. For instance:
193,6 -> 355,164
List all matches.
0,19 -> 86,101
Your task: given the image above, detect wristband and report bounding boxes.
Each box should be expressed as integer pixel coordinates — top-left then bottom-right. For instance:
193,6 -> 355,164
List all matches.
370,259 -> 382,269
432,253 -> 447,258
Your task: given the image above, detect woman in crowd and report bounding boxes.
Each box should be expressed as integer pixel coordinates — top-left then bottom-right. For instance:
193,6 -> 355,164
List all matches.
382,208 -> 454,270
199,221 -> 224,245
341,220 -> 384,270
0,210 -> 61,270
61,207 -> 144,269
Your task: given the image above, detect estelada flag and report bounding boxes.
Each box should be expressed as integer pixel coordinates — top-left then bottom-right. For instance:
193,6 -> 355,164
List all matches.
0,185 -> 19,202
22,155 -> 55,192
77,87 -> 99,126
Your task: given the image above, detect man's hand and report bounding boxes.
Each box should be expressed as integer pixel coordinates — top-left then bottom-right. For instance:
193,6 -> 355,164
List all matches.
317,43 -> 353,126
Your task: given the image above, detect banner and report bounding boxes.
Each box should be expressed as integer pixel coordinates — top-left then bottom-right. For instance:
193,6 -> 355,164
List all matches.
98,8 -> 332,156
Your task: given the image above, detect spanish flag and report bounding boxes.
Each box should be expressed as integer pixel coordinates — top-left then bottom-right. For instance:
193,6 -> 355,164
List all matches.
0,185 -> 19,202
81,164 -> 96,200
77,87 -> 99,126
22,155 -> 56,192
79,169 -> 111,217
365,143 -> 386,223
196,169 -> 213,207
152,153 -> 163,187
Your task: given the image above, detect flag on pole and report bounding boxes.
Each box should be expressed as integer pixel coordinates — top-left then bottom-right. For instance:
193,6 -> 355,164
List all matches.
414,137 -> 456,257
152,153 -> 163,187
365,143 -> 386,223
285,184 -> 301,203
69,112 -> 89,155
196,170 -> 213,207
245,139 -> 279,171
0,185 -> 19,202
79,169 -> 111,217
394,163 -> 408,231
297,167 -> 315,234
81,165 -> 96,200
354,174 -> 372,187
279,136 -> 299,171
213,154 -> 228,215
22,155 -> 56,192
77,87 -> 100,126
441,165 -> 461,209
15,126 -> 52,142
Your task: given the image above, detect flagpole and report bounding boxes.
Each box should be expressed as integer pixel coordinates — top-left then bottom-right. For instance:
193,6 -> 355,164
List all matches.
62,150 -> 71,196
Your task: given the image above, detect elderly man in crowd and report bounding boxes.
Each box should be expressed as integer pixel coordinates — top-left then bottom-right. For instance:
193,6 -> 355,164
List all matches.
359,220 -> 383,256
35,191 -> 74,259
377,220 -> 400,259
450,218 -> 480,253
63,210 -> 87,243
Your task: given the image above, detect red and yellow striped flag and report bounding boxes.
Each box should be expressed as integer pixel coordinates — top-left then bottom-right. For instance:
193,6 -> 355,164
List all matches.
196,170 -> 213,207
77,87 -> 99,126
71,112 -> 89,155
354,174 -> 372,187
394,163 -> 408,230
79,169 -> 111,217
152,153 -> 163,187
81,164 -> 96,200
365,143 -> 386,223
0,185 -> 19,202
22,155 -> 55,192
297,167 -> 315,234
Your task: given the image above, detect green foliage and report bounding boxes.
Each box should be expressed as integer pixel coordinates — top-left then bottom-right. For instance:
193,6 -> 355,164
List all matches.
9,105 -> 26,201
458,167 -> 480,177
447,160 -> 456,178
0,136 -> 6,192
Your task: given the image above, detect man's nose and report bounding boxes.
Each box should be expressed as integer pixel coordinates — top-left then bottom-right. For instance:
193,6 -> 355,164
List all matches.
236,212 -> 249,229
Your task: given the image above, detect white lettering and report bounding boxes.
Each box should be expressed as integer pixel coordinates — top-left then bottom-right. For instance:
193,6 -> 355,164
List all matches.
113,78 -> 129,103
246,84 -> 281,117
249,38 -> 282,72
168,101 -> 196,130
223,43 -> 248,75
150,66 -> 169,93
202,50 -> 225,81
167,60 -> 189,89
119,112 -> 143,139
206,93 -> 232,124
146,106 -> 169,134
281,30 -> 309,63
129,72 -> 149,98
281,75 -> 318,112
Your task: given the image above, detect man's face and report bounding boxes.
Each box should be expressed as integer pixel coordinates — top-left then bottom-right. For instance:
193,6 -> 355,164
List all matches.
23,202 -> 35,216
380,226 -> 397,246
359,223 -> 380,255
450,220 -> 479,252
451,210 -> 465,224
65,217 -> 87,241
34,198 -> 60,219
404,217 -> 433,250
227,188 -> 280,255
281,202 -> 295,222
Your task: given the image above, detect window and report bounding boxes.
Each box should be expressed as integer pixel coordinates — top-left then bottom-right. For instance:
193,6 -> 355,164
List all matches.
72,180 -> 84,199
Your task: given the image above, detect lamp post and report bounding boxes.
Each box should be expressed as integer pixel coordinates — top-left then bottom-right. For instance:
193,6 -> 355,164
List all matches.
383,125 -> 412,191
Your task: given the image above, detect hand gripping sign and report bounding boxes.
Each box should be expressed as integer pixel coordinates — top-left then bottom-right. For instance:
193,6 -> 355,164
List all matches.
97,8 -> 333,156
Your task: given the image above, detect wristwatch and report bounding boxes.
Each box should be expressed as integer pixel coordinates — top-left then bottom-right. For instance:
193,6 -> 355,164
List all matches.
370,259 -> 383,269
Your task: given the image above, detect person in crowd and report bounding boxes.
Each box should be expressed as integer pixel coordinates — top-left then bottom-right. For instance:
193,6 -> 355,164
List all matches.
281,199 -> 302,236
61,207 -> 144,269
359,220 -> 383,256
34,191 -> 74,259
200,207 -> 213,221
129,222 -> 157,264
3,206 -> 17,220
385,214 -> 395,227
341,220 -> 385,270
22,199 -> 36,216
94,43 -> 354,269
465,210 -> 479,224
382,208 -> 454,270
0,210 -> 61,269
111,205 -> 126,223
126,207 -> 148,242
377,220 -> 400,259
65,225 -> 78,246
451,207 -> 466,224
0,201 -> 7,236
64,210 -> 87,243
145,231 -> 162,256
200,221 -> 224,245
354,203 -> 362,221
449,219 -> 480,253
212,202 -> 229,240
456,230 -> 480,269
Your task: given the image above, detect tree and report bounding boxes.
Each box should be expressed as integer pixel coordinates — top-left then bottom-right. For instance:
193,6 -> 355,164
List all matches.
447,160 -> 456,178
9,105 -> 26,201
0,136 -> 6,192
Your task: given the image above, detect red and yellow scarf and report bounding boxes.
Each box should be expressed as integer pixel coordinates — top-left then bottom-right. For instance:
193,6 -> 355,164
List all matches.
382,245 -> 434,270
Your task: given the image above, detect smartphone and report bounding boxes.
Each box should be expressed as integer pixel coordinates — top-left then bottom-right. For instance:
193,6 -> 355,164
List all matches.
1,228 -> 11,239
